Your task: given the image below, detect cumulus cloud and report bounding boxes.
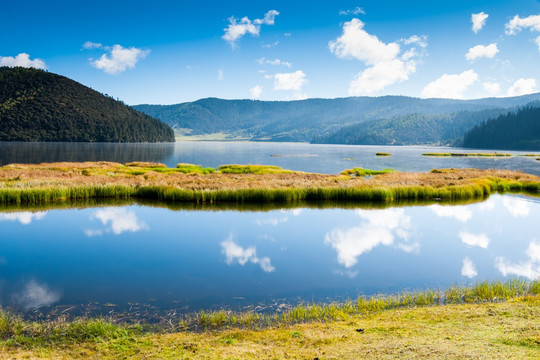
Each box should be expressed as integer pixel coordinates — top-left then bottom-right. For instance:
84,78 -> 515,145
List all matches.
250,85 -> 263,98
0,53 -> 46,69
507,78 -> 537,97
459,231 -> 490,248
256,57 -> 292,68
505,14 -> 540,35
89,44 -> 150,75
274,70 -> 307,91
502,196 -> 531,217
0,211 -> 46,225
221,235 -> 275,272
223,10 -> 279,47
13,280 -> 61,309
421,70 -> 478,99
86,208 -> 148,236
428,204 -> 472,223
472,12 -> 489,33
329,18 -> 425,95
339,7 -> 365,16
496,241 -> 540,279
466,43 -> 499,61
461,257 -> 478,278
324,209 -> 412,269
483,82 -> 500,95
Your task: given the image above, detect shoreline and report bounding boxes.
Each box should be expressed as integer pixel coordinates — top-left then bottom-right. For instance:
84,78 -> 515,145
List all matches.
0,162 -> 539,206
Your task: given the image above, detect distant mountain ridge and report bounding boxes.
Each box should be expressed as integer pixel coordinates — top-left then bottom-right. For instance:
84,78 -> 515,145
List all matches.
134,94 -> 540,143
0,67 -> 174,142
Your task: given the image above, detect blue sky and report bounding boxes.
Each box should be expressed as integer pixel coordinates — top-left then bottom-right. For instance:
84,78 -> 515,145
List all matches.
1,0 -> 540,104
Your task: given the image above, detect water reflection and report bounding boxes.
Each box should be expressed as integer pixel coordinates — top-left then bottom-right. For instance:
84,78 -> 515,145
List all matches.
0,211 -> 47,225
459,231 -> 490,249
461,257 -> 478,278
324,208 -> 413,269
496,241 -> 540,279
221,234 -> 275,273
85,208 -> 148,236
13,280 -> 61,309
429,204 -> 472,223
502,196 -> 531,217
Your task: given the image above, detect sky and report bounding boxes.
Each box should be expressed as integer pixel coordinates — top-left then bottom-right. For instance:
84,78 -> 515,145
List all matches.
1,0 -> 540,105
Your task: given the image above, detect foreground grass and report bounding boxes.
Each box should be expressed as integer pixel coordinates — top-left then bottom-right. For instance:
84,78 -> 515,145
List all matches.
0,162 -> 539,206
1,281 -> 539,359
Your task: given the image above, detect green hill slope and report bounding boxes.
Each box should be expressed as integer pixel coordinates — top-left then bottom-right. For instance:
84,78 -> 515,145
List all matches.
134,94 -> 540,142
0,67 -> 174,142
462,105 -> 540,150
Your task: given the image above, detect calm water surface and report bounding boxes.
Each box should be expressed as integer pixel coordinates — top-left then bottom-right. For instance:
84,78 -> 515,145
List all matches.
0,141 -> 539,175
0,195 -> 538,317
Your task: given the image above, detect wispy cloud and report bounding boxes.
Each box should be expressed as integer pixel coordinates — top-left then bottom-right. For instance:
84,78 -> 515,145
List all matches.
221,235 -> 275,272
339,7 -> 365,16
223,10 -> 279,48
256,57 -> 292,68
0,53 -> 46,69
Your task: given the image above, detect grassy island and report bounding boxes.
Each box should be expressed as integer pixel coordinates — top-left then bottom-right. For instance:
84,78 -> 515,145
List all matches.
0,162 -> 539,206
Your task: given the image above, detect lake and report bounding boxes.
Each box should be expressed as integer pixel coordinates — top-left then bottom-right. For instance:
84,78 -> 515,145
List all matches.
1,194 -> 538,319
1,141 -> 539,175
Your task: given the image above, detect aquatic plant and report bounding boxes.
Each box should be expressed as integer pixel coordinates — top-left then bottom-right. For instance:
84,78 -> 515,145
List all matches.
341,168 -> 395,177
422,152 -> 513,157
375,152 -> 391,156
218,164 -> 293,174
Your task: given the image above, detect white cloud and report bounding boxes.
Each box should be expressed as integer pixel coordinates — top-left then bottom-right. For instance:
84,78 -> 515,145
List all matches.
0,211 -> 46,225
82,41 -> 103,49
329,18 -> 425,95
221,235 -> 275,272
507,78 -> 537,97
339,7 -> 365,16
250,85 -> 263,98
14,280 -> 61,309
256,57 -> 292,68
496,241 -> 540,279
502,196 -> 531,217
472,12 -> 489,33
223,10 -> 279,47
421,70 -> 478,99
461,257 -> 478,278
274,70 -> 307,91
217,69 -> 224,81
262,41 -> 280,48
0,53 -> 46,69
325,209 -> 411,268
505,14 -> 540,35
483,82 -> 500,95
90,44 -> 149,75
466,43 -> 499,61
87,208 -> 148,236
428,204 -> 472,223
459,231 -> 490,248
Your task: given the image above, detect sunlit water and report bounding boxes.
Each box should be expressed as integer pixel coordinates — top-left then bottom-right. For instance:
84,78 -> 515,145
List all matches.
0,195 -> 538,318
1,142 -> 539,175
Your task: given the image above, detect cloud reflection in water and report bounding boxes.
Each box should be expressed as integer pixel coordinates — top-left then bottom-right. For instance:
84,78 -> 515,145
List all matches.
0,211 -> 46,225
85,207 -> 148,236
221,234 -> 275,272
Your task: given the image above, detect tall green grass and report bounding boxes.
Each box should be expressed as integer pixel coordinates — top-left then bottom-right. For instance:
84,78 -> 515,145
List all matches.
0,176 -> 538,206
218,164 -> 293,174
341,168 -> 395,177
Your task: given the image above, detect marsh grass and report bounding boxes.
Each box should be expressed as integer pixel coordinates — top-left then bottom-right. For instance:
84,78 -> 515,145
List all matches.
375,152 -> 391,156
218,164 -> 294,174
341,168 -> 395,177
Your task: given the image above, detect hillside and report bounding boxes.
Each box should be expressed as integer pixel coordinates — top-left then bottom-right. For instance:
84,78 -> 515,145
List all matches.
134,94 -> 540,143
0,67 -> 174,142
462,105 -> 540,150
311,108 -> 515,146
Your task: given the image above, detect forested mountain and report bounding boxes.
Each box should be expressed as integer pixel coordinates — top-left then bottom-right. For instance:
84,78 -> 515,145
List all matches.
0,67 -> 174,142
311,108 -> 515,146
462,106 -> 540,150
134,94 -> 540,142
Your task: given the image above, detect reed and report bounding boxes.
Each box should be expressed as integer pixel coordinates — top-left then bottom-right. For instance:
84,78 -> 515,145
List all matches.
218,164 -> 294,174
423,152 -> 513,157
375,152 -> 391,156
341,168 -> 395,177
